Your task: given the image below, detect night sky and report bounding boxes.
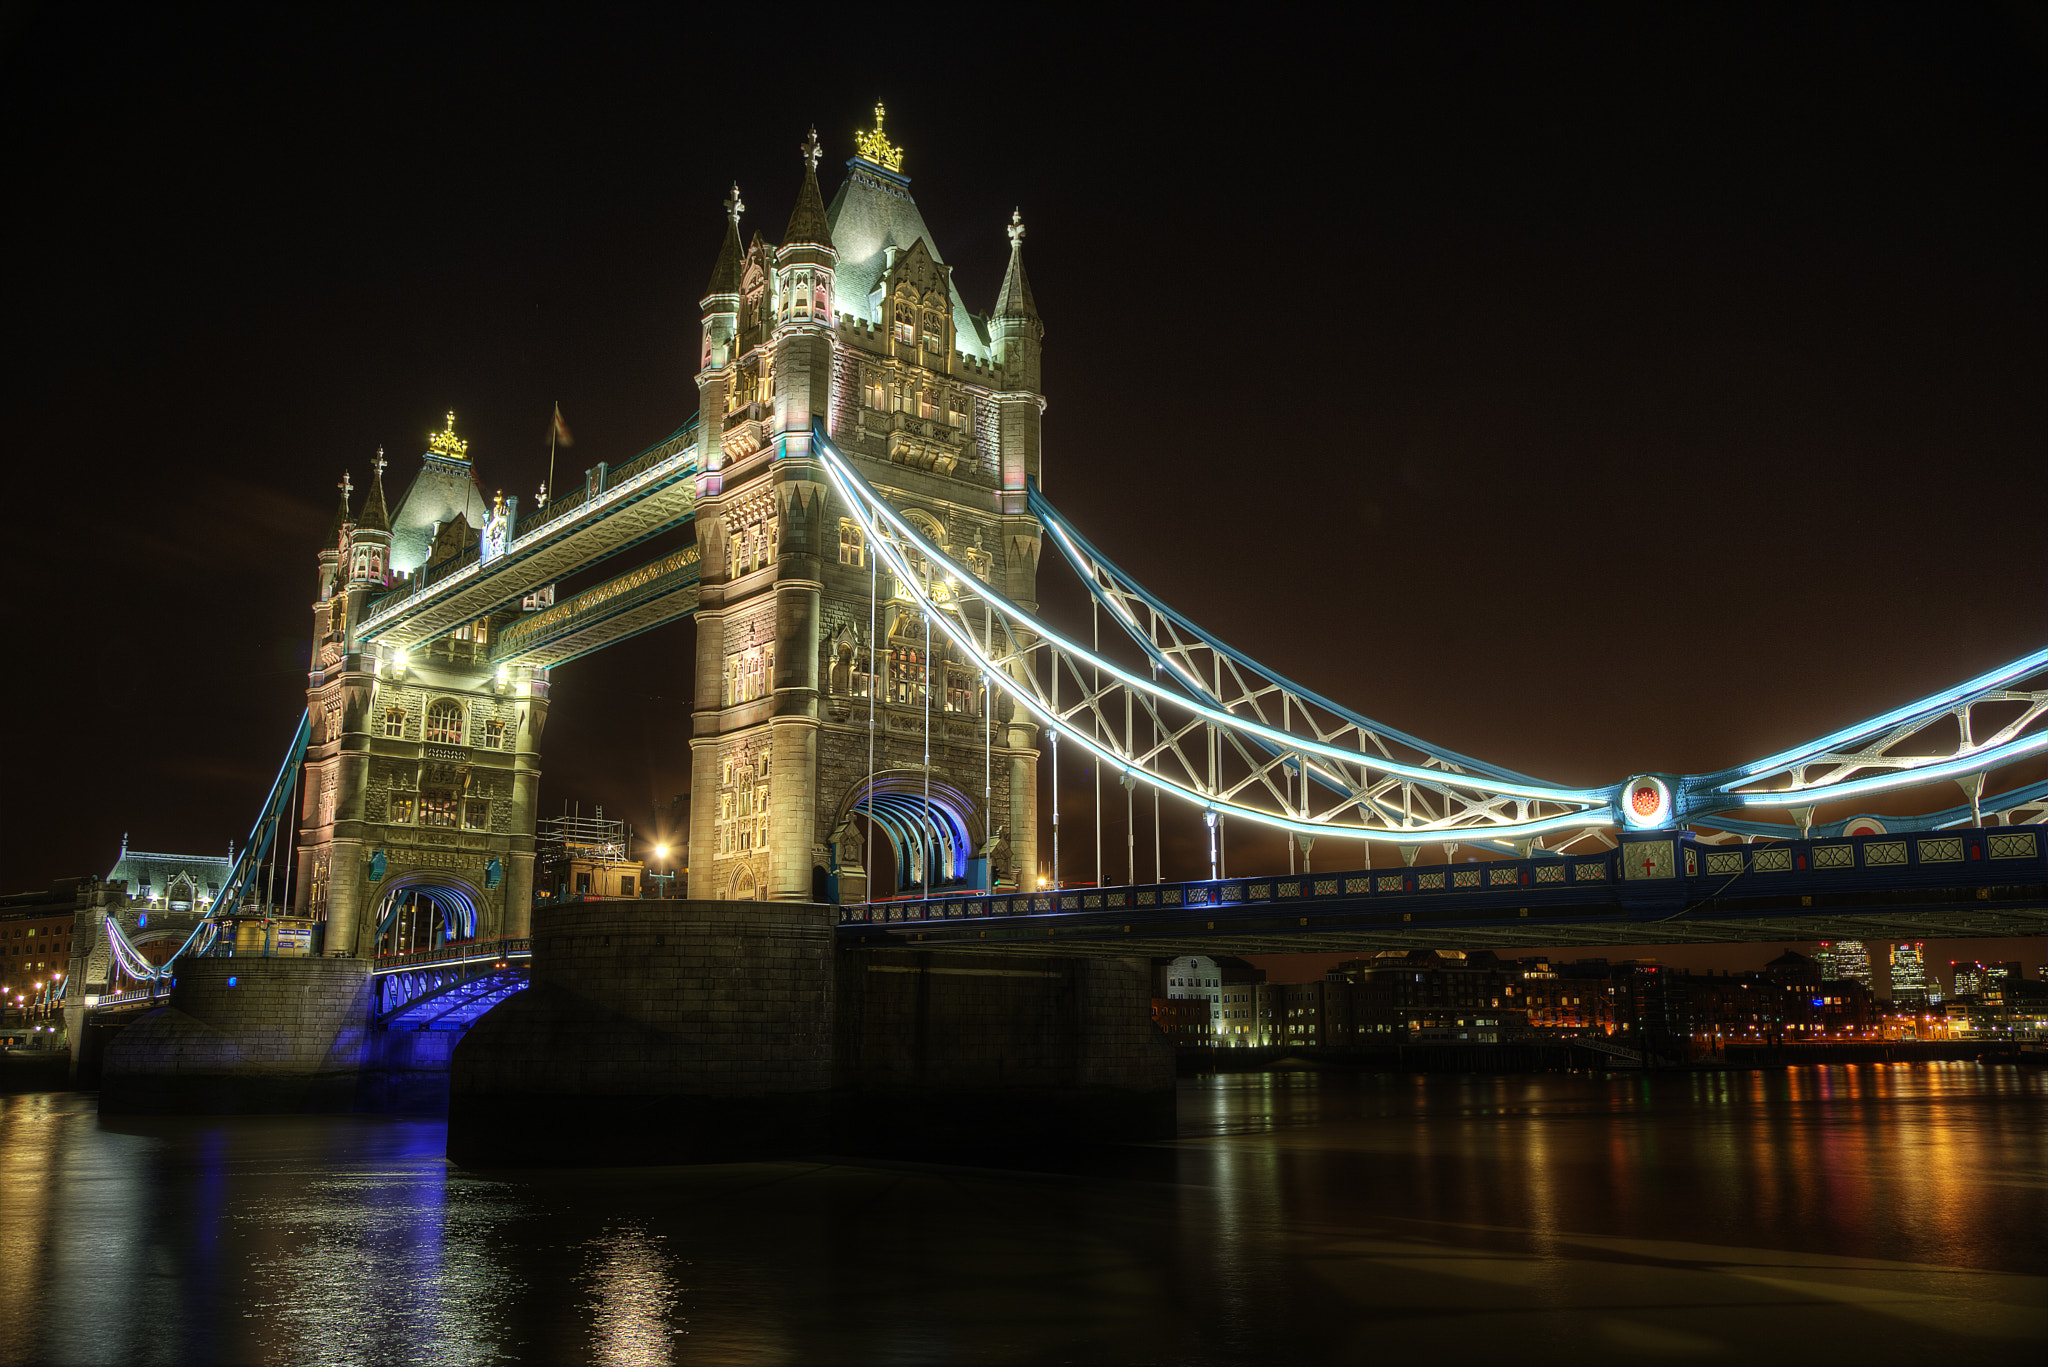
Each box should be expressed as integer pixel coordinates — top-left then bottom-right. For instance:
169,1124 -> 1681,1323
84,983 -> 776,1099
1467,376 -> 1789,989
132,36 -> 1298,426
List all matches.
5,6 -> 2042,977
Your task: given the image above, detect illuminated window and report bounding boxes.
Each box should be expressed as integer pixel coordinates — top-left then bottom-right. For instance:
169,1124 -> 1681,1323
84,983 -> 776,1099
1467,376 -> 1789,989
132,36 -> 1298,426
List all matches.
381,706 -> 406,738
483,719 -> 505,750
420,789 -> 458,828
425,699 -> 465,745
865,379 -> 886,410
889,647 -> 926,706
839,520 -> 864,566
464,800 -> 490,831
390,794 -> 416,824
922,310 -> 944,352
944,672 -> 975,715
894,301 -> 915,345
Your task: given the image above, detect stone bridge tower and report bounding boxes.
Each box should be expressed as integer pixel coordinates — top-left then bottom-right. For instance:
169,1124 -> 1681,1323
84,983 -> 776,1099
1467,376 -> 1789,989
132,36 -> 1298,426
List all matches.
296,422 -> 544,956
688,111 -> 1043,903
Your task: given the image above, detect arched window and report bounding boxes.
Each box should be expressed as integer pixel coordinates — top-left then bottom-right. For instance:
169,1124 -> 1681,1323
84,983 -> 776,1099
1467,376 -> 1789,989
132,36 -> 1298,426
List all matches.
483,718 -> 505,750
839,521 -> 864,566
922,310 -> 944,352
894,298 -> 916,345
425,699 -> 465,745
382,706 -> 406,738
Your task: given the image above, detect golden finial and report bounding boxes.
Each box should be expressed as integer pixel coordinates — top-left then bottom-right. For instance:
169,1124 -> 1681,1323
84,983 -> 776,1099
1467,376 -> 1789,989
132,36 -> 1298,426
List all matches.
855,102 -> 904,174
427,411 -> 469,461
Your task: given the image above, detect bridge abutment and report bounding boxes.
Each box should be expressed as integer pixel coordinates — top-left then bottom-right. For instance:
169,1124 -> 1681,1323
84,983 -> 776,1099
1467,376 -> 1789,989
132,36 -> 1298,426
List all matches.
99,957 -> 375,1113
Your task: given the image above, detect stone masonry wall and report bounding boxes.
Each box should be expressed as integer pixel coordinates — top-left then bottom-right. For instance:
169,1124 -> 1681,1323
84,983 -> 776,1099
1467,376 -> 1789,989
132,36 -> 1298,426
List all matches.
99,957 -> 374,1112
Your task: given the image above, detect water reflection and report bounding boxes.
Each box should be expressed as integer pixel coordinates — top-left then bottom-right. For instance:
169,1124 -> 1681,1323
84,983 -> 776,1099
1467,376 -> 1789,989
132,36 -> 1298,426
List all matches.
578,1225 -> 679,1367
0,1065 -> 2042,1365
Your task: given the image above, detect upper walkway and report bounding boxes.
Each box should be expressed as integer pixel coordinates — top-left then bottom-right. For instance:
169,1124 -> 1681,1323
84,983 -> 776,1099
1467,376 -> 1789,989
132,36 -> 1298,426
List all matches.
357,421 -> 699,651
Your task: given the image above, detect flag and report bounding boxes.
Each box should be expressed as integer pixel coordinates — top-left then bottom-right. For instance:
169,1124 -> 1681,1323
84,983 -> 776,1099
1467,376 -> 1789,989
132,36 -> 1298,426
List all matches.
550,403 -> 575,448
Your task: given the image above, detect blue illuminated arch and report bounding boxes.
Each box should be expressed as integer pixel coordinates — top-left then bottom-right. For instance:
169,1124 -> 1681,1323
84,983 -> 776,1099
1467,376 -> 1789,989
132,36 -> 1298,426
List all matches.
845,778 -> 979,893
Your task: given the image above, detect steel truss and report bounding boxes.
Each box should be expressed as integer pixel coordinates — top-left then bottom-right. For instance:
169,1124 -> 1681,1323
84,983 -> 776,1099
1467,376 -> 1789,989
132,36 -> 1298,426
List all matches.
1028,476 -> 2047,843
818,421 -> 2046,850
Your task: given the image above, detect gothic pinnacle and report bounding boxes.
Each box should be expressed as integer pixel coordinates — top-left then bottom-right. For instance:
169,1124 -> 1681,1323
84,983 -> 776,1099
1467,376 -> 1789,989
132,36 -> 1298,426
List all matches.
783,129 -> 832,246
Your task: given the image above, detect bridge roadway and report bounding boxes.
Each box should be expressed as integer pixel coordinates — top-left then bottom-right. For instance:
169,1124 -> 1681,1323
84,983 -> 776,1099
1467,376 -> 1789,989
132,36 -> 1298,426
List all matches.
836,824 -> 2048,959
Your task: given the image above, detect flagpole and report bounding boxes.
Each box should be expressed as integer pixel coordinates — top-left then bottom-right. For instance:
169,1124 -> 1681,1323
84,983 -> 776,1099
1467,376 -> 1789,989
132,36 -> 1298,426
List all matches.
547,401 -> 558,510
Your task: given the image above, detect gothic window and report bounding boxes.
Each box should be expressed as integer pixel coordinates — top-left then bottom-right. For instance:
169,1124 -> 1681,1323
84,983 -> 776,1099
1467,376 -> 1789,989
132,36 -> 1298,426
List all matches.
813,280 -> 829,316
464,800 -> 491,831
381,706 -> 406,739
890,647 -> 927,706
425,699 -> 465,745
944,672 -> 977,715
792,271 -> 810,317
839,521 -> 864,566
723,645 -> 774,706
894,300 -> 915,345
918,389 -> 936,420
483,719 -> 505,750
864,378 -> 886,410
420,789 -> 459,828
922,310 -> 944,353
317,772 -> 336,826
948,393 -> 968,429
390,794 -> 416,824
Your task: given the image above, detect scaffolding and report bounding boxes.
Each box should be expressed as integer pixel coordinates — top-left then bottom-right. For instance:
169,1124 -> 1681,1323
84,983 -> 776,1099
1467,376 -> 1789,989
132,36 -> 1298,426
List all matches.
534,804 -> 643,901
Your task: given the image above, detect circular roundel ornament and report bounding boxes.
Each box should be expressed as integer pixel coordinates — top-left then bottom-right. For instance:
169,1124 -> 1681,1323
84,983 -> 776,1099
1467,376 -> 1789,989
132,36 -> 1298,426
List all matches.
1843,817 -> 1886,837
1624,775 -> 1673,827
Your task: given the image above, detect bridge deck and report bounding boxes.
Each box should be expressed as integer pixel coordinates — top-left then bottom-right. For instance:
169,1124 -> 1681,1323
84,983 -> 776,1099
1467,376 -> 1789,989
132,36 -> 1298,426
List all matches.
837,825 -> 2048,957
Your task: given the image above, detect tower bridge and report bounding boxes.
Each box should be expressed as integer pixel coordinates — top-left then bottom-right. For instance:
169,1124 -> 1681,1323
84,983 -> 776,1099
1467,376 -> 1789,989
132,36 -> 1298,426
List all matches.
86,112 -> 2048,1151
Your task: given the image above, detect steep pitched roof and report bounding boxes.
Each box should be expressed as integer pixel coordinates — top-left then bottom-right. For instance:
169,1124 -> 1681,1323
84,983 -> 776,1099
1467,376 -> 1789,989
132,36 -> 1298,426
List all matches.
824,160 -> 989,360
783,130 -> 832,247
356,460 -> 392,534
705,188 -> 744,298
328,480 -> 354,538
994,211 -> 1038,322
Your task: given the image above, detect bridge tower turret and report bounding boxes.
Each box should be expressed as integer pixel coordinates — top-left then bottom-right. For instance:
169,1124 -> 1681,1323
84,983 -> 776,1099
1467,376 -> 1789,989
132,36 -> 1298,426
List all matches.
685,111 -> 1041,904
297,425 -> 534,959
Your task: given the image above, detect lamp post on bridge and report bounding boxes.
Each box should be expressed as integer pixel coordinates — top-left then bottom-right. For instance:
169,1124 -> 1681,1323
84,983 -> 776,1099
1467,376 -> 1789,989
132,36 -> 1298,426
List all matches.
652,844 -> 676,900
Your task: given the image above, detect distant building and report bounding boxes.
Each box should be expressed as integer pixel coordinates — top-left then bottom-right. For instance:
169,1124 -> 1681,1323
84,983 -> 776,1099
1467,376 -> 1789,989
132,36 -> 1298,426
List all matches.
1164,954 -> 1264,1046
1890,942 -> 1930,1008
1327,949 -> 1524,1043
1817,940 -> 1872,990
535,808 -> 645,901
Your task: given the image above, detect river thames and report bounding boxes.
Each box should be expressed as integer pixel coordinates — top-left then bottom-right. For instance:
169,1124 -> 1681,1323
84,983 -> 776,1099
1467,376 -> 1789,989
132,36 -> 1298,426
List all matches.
2,1065 -> 2042,1365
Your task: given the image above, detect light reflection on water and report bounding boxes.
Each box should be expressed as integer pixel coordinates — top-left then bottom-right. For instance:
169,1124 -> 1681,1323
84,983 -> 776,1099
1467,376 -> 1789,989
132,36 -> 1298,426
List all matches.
0,1065 -> 2042,1365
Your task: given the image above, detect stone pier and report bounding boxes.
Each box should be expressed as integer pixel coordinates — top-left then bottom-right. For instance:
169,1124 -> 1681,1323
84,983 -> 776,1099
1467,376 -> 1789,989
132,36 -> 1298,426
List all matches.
448,899 -> 1175,1166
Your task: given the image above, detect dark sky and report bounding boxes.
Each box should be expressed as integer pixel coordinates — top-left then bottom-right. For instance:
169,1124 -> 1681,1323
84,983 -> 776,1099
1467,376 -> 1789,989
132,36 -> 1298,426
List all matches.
4,5 -> 2043,977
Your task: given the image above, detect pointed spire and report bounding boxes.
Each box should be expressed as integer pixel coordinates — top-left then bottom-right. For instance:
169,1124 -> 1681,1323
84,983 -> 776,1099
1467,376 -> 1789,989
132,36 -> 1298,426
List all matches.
705,184 -> 744,297
330,470 -> 355,536
356,447 -> 391,533
783,128 -> 831,246
994,209 -> 1038,321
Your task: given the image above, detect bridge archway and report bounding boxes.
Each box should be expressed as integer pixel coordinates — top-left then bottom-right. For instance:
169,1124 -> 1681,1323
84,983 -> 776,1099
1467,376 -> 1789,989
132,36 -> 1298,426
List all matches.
372,874 -> 485,956
838,776 -> 983,897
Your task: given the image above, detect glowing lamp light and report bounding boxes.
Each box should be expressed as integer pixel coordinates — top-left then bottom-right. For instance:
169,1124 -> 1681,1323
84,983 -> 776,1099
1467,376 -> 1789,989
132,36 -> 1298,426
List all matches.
655,845 -> 669,861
